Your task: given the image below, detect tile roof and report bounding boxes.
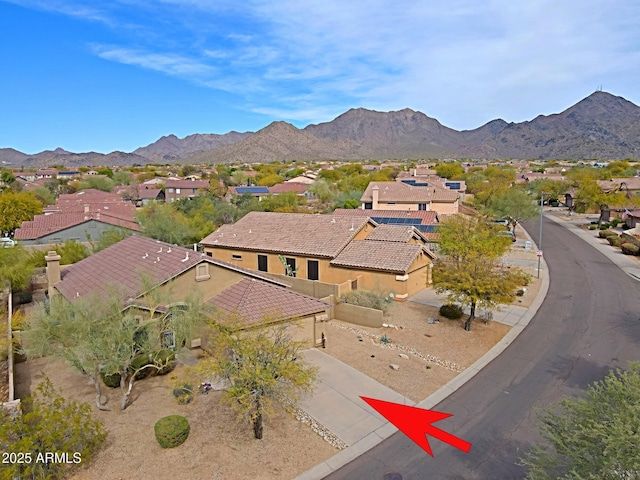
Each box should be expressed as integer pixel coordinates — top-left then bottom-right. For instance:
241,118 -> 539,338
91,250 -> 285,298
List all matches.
332,208 -> 438,225
138,188 -> 163,199
268,182 -> 309,194
361,182 -> 459,203
365,225 -> 423,243
14,211 -> 141,240
200,212 -> 370,258
330,240 -> 427,274
164,179 -> 209,189
54,235 -> 288,303
206,278 -> 329,327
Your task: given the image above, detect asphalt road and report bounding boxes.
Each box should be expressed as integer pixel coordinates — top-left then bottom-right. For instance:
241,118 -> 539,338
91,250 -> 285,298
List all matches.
325,216 -> 640,480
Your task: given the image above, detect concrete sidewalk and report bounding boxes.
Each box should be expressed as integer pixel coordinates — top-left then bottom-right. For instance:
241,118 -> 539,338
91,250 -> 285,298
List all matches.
295,224 -> 550,480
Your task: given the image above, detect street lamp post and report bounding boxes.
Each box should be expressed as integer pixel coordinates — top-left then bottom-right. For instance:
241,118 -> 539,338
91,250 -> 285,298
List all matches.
537,192 -> 544,278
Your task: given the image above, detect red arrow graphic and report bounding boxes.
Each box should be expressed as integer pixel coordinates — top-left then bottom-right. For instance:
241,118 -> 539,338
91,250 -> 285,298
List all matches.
361,396 -> 472,456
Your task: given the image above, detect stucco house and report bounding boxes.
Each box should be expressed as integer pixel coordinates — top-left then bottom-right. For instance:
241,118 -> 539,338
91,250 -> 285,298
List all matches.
44,235 -> 329,346
15,189 -> 141,245
361,181 -> 459,215
164,179 -> 209,202
200,212 -> 436,300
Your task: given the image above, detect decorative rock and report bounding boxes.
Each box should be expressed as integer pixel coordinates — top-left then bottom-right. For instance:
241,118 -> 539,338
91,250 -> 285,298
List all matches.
427,317 -> 439,324
389,364 -> 400,371
398,353 -> 409,359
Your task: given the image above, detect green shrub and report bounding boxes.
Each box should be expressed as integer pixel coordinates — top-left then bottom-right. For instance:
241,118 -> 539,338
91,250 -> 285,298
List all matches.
439,303 -> 464,320
608,236 -> 622,247
599,223 -> 610,230
172,383 -> 194,405
339,291 -> 392,314
11,290 -> 33,305
599,230 -> 617,239
154,349 -> 177,375
621,243 -> 640,255
588,225 -> 597,230
101,371 -> 121,388
610,218 -> 621,227
131,354 -> 152,380
154,415 -> 190,448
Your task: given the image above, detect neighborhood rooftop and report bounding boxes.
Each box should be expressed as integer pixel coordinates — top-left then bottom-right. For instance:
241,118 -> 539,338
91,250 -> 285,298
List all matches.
206,278 -> 329,326
361,181 -> 460,203
54,235 -> 287,303
200,212 -> 371,258
330,239 -> 430,273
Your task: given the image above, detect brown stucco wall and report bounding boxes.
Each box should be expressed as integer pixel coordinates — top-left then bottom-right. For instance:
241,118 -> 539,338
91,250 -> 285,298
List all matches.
334,302 -> 384,328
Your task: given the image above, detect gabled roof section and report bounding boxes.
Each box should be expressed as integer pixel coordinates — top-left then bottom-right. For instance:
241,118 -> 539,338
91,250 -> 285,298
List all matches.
331,240 -> 430,273
14,211 -> 141,240
361,181 -> 459,203
332,208 -> 438,225
164,179 -> 209,189
54,235 -> 288,303
206,278 -> 329,327
200,212 -> 371,258
268,182 -> 308,194
365,224 -> 431,244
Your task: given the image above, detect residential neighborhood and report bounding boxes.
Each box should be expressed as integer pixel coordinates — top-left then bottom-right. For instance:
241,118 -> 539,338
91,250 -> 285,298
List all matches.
2,157 -> 640,480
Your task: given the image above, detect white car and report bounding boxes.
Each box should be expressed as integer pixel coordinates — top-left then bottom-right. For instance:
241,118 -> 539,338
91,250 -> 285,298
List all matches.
1,237 -> 16,248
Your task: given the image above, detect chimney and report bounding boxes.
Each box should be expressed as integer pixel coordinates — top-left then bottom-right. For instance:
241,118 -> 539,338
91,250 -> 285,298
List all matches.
45,251 -> 61,296
372,185 -> 379,209
413,168 -> 417,177
83,204 -> 90,213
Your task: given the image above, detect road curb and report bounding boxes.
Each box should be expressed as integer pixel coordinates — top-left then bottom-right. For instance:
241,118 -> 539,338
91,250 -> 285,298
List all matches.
293,230 -> 550,480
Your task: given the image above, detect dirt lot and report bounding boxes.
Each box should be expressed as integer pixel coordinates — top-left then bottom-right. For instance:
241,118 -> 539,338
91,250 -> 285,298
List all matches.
13,357 -> 337,480
323,301 -> 511,402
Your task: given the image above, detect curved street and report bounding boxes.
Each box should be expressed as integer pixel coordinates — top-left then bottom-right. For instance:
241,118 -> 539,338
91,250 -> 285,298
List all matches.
325,215 -> 640,479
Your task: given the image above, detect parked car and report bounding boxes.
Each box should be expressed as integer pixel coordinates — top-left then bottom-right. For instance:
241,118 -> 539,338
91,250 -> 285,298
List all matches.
1,237 -> 15,248
498,231 -> 517,242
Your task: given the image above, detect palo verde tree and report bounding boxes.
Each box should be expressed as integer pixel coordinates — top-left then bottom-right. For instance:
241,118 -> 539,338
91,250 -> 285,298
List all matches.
0,190 -> 43,237
0,376 -> 106,480
433,215 -> 524,331
487,187 -> 539,234
24,288 -> 205,411
191,321 -> 317,439
520,362 -> 640,479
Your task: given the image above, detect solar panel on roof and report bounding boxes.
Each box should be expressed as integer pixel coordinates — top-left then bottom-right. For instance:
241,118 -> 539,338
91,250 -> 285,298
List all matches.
446,182 -> 461,190
236,187 -> 270,194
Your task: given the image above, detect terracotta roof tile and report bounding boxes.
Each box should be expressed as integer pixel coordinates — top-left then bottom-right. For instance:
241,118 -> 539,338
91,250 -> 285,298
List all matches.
268,182 -> 309,194
164,179 -> 209,189
200,212 -> 370,257
330,240 -> 426,273
206,278 -> 329,326
14,211 -> 141,240
365,225 -> 419,243
332,208 -> 438,225
361,181 -> 459,203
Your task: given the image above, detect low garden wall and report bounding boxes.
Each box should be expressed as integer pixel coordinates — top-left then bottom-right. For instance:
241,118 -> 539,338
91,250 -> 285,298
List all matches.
333,302 -> 384,328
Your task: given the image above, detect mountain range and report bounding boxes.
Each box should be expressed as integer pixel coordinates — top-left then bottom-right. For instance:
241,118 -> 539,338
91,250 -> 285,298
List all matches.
3,91 -> 640,168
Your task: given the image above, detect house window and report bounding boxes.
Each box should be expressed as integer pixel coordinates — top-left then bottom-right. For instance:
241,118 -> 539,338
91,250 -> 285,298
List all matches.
167,188 -> 174,193
195,263 -> 210,281
162,330 -> 176,349
364,202 -> 372,209
307,260 -> 319,281
232,254 -> 243,260
418,203 -> 427,210
258,255 -> 268,272
285,257 -> 297,277
176,188 -> 181,194
206,252 -> 212,257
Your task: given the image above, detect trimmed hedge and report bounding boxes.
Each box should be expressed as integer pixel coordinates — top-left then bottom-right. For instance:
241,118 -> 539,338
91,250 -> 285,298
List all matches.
599,230 -> 618,239
622,243 -> 640,255
131,354 -> 152,380
154,415 -> 190,448
439,304 -> 464,320
608,236 -> 623,247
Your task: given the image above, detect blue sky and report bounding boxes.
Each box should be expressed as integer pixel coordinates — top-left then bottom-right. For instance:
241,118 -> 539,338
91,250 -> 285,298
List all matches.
2,0 -> 640,154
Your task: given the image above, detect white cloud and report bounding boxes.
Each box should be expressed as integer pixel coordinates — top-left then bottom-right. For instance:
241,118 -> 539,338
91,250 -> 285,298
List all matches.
9,0 -> 640,129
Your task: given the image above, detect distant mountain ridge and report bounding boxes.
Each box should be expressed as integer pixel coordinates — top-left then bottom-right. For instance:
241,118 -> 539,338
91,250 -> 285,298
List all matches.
3,91 -> 640,167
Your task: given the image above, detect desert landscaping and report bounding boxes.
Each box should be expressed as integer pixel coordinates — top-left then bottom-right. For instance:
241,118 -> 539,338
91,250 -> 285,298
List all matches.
8,279 -> 546,480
